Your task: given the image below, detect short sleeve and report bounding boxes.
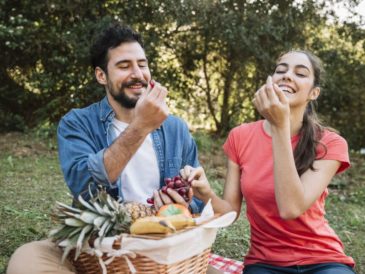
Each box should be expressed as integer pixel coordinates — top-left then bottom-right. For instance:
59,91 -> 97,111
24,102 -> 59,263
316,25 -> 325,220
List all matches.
317,131 -> 350,174
223,127 -> 240,165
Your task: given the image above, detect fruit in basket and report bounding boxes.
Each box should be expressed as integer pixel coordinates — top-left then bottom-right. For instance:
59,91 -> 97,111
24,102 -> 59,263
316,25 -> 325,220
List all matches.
130,216 -> 176,234
157,203 -> 192,218
123,201 -> 156,222
49,187 -> 155,261
130,214 -> 196,234
146,175 -> 192,204
164,214 -> 196,230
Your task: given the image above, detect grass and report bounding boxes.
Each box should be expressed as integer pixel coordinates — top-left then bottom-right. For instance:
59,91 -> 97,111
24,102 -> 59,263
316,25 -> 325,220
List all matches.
0,131 -> 364,274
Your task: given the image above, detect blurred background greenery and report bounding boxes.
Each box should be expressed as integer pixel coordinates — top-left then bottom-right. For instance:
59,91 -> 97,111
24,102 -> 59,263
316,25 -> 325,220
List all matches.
1,0 -> 365,150
1,1 -> 365,272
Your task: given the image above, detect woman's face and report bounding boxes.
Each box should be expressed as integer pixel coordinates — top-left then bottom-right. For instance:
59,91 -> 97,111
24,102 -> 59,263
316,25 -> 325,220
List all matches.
272,51 -> 319,107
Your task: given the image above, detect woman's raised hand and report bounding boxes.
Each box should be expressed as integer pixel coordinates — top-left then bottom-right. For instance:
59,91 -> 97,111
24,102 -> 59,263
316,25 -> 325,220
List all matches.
253,76 -> 290,129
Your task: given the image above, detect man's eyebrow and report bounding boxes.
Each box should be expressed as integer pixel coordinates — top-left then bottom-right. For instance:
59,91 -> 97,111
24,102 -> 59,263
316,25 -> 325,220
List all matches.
114,58 -> 148,66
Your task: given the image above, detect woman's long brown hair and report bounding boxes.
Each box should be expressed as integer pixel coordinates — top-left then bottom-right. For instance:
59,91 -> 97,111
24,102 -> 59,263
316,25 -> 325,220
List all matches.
279,50 -> 328,176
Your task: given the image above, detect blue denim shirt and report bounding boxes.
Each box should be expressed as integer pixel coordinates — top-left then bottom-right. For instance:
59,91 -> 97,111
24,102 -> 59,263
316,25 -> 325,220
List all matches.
57,96 -> 204,213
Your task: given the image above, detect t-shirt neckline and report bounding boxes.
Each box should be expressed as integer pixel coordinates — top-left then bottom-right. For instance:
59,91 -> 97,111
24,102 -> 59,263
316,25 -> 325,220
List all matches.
259,120 -> 300,143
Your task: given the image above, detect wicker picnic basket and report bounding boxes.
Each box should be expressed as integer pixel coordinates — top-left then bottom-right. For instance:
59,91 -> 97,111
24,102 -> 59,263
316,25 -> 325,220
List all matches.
66,207 -> 236,274
69,237 -> 210,274
69,240 -> 211,274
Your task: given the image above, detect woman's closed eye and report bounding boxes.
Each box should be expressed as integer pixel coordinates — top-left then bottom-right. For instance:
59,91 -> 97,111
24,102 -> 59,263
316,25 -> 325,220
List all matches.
275,70 -> 286,74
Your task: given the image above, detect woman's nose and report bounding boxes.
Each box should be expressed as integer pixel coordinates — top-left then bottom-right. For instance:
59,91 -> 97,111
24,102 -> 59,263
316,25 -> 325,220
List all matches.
282,70 -> 293,80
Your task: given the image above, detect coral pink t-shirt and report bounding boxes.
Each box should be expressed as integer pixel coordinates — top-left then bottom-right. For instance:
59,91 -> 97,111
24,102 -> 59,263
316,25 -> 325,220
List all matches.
223,120 -> 355,267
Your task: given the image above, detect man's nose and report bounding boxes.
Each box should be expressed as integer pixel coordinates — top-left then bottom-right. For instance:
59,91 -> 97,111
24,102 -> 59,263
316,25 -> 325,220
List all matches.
130,65 -> 143,79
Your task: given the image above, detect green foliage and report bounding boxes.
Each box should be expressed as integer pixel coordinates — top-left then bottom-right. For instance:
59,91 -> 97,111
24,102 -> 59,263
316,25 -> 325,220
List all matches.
0,0 -> 364,150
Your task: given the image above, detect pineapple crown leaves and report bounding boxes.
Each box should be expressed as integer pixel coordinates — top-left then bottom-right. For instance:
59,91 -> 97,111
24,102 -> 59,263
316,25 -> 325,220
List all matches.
50,186 -> 131,262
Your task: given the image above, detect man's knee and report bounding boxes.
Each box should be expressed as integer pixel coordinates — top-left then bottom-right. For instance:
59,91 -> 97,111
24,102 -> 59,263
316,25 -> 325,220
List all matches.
6,240 -> 75,274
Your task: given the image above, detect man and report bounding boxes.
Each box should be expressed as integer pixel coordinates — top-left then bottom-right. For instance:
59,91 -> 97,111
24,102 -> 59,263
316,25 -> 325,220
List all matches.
7,21 -> 203,274
57,22 -> 202,211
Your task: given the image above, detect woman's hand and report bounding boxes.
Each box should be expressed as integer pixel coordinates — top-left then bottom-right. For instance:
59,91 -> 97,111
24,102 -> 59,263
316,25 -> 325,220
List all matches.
180,165 -> 214,203
253,76 -> 290,129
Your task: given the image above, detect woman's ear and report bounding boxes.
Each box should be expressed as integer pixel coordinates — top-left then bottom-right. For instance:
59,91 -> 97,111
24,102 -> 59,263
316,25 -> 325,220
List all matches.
95,67 -> 107,85
309,87 -> 320,101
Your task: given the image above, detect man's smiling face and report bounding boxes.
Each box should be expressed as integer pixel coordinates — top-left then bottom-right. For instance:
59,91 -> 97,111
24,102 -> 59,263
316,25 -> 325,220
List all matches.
104,41 -> 151,108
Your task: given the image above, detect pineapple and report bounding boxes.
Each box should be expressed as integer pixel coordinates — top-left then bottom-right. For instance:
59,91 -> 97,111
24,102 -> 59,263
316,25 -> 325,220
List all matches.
49,187 -> 156,262
123,201 -> 156,222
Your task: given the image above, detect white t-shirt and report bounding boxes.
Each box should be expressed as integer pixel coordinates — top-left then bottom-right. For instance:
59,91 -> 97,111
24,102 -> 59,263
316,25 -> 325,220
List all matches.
111,118 -> 160,204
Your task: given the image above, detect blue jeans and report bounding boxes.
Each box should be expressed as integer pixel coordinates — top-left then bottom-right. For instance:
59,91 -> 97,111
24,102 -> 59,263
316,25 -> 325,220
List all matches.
243,263 -> 356,274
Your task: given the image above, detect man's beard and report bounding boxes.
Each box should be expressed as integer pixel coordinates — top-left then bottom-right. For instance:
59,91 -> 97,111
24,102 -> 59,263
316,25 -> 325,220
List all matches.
108,79 -> 148,109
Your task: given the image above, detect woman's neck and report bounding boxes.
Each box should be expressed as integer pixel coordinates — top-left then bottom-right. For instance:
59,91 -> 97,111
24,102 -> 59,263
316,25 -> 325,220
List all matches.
263,107 -> 305,137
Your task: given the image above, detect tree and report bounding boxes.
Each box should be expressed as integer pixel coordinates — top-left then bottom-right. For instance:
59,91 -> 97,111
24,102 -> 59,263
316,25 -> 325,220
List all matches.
1,0 -> 364,150
152,0 -> 332,134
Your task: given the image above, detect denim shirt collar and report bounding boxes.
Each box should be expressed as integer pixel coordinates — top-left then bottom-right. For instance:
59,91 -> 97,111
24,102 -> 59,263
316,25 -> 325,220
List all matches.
100,96 -> 114,122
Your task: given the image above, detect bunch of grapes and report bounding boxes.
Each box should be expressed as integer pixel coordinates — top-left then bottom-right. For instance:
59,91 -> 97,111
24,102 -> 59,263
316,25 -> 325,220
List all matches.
147,175 -> 191,204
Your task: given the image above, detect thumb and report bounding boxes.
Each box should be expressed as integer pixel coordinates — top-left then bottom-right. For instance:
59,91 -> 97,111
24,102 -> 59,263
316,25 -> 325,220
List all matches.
274,84 -> 288,103
138,87 -> 149,101
191,179 -> 207,189
188,166 -> 204,182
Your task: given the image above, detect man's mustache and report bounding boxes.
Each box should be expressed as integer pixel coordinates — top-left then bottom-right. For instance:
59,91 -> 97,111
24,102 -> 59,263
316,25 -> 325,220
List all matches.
121,80 -> 148,89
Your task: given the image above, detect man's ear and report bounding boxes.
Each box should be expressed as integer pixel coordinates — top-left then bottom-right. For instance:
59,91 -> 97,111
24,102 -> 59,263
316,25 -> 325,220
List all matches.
309,87 -> 320,100
95,67 -> 107,85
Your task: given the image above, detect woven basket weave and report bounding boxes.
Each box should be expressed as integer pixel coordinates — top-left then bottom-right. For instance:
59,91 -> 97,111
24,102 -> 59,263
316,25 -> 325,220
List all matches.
69,241 -> 211,274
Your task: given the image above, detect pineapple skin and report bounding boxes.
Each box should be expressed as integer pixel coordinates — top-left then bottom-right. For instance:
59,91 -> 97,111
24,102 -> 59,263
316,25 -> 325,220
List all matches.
123,202 -> 156,222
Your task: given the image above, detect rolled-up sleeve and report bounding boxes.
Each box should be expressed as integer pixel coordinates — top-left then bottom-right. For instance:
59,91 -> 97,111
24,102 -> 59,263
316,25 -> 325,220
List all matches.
87,149 -> 111,183
57,111 -> 116,199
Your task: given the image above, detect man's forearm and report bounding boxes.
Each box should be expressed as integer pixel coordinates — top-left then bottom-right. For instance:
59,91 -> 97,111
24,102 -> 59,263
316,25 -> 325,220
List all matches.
104,124 -> 149,183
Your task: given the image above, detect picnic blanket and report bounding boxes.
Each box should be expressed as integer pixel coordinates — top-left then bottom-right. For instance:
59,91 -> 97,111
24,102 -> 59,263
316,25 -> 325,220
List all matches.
208,253 -> 244,274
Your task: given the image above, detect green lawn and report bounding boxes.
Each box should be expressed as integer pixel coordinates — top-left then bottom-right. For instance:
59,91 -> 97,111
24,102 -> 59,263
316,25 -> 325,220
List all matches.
0,132 -> 364,274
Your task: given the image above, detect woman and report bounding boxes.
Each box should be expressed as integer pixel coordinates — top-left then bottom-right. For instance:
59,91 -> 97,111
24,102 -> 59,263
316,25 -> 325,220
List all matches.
183,50 -> 356,274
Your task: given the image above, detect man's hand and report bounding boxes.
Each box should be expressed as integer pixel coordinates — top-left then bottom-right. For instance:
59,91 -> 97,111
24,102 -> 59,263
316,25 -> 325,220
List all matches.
131,80 -> 169,135
104,81 -> 169,183
152,188 -> 193,210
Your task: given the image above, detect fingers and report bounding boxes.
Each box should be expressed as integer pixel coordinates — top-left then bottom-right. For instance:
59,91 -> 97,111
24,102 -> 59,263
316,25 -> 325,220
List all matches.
166,188 -> 190,206
180,165 -> 193,180
187,188 -> 193,202
264,76 -> 278,102
153,190 -> 163,209
139,82 -> 151,100
153,189 -> 189,209
153,190 -> 174,209
254,76 -> 281,111
145,81 -> 169,116
273,83 -> 287,104
253,84 -> 266,109
187,166 -> 205,182
148,81 -> 168,101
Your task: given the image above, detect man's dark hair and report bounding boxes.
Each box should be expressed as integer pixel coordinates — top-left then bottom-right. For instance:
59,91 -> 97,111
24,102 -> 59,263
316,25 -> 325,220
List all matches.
90,22 -> 144,72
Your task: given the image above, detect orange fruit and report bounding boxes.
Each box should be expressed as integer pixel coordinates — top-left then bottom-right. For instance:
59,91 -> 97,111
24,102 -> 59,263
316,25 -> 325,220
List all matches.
157,204 -> 192,218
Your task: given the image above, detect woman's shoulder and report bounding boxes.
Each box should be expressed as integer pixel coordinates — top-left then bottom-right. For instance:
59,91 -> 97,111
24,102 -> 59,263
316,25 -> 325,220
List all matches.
320,128 -> 348,146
